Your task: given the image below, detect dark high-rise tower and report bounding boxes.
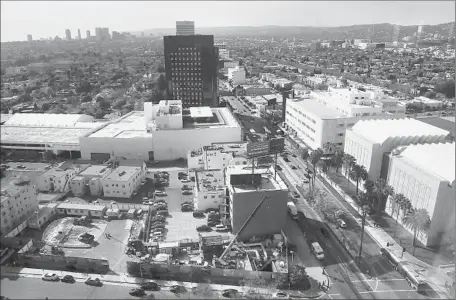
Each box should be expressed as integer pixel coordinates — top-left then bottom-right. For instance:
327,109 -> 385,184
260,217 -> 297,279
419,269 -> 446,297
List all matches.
164,35 -> 218,108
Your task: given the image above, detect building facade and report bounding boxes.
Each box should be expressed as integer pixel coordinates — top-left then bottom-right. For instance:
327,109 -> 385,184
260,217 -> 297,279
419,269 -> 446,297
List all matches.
102,165 -> 146,198
386,142 -> 455,247
37,167 -> 78,193
228,66 -> 246,85
164,35 -> 218,107
176,21 -> 195,35
193,170 -> 225,211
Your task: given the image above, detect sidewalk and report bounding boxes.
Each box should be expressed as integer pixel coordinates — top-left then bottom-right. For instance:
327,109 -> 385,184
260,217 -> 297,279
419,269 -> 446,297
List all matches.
319,172 -> 453,298
1,266 -> 325,298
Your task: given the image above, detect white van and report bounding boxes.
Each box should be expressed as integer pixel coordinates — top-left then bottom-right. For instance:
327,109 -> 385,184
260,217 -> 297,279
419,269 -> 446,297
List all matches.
311,242 -> 324,260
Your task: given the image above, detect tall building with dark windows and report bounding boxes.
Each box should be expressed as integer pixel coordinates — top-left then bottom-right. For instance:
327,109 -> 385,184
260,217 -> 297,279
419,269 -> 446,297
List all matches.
164,35 -> 218,107
176,21 -> 195,35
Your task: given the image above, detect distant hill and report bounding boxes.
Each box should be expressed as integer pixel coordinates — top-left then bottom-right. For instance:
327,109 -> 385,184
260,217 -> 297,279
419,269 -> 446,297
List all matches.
130,22 -> 455,42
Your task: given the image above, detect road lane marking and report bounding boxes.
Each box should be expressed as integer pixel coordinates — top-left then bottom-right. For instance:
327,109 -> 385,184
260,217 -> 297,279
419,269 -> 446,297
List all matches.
358,289 -> 417,294
374,277 -> 379,291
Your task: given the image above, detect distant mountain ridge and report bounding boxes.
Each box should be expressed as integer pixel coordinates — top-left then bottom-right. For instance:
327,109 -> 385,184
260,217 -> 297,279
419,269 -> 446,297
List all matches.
131,22 -> 455,42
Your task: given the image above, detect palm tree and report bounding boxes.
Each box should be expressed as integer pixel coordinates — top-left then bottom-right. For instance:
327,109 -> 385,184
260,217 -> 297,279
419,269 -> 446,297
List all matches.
373,178 -> 395,214
309,148 -> 323,188
342,153 -> 356,183
401,198 -> 412,218
391,193 -> 407,237
349,164 -> 368,195
358,204 -> 370,259
322,142 -> 336,155
301,148 -> 309,168
363,179 -> 375,207
331,149 -> 344,173
402,208 -> 431,255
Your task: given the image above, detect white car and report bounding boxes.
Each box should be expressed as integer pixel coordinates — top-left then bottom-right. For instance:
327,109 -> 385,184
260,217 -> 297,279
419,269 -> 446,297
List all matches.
272,292 -> 290,299
155,191 -> 167,196
42,273 -> 60,281
337,219 -> 347,228
180,179 -> 191,183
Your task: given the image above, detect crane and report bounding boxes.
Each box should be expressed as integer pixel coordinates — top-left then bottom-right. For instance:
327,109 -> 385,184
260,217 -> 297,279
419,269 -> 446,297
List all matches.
217,196 -> 270,265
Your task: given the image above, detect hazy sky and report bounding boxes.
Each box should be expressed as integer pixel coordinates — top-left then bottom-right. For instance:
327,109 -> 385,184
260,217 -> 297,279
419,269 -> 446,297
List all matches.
1,1 -> 455,42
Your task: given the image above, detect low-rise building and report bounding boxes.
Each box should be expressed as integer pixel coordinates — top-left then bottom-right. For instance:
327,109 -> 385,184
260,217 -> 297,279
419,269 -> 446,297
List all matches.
71,165 -> 113,196
386,142 -> 455,247
37,167 -> 78,193
102,165 -> 145,198
344,118 -> 451,182
225,165 -> 288,241
188,142 -> 248,171
193,169 -> 225,211
228,66 -> 246,85
56,203 -> 107,218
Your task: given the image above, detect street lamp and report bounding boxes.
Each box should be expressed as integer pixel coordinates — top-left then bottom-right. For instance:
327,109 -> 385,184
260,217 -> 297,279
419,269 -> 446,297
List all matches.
290,250 -> 294,263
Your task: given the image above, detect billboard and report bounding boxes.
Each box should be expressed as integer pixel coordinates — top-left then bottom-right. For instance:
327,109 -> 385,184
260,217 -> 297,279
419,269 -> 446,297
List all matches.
247,141 -> 270,157
247,138 -> 285,157
269,138 -> 285,154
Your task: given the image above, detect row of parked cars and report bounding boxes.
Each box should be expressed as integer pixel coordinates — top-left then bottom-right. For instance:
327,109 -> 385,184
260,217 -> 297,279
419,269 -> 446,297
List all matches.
42,273 -> 102,286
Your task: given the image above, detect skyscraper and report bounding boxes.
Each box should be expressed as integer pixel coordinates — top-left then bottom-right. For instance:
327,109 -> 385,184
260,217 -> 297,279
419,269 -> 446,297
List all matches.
65,29 -> 71,40
164,35 -> 218,108
95,27 -> 102,41
78,29 -> 81,40
27,34 -> 33,42
86,30 -> 91,39
176,21 -> 195,35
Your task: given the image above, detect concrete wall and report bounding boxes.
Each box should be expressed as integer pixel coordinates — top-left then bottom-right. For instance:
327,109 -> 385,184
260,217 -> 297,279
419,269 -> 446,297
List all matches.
231,189 -> 288,241
79,136 -> 153,161
126,261 -> 284,286
17,253 -> 110,274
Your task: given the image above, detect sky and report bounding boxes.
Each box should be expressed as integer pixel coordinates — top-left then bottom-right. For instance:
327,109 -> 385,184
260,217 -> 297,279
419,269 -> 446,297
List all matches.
1,1 -> 455,42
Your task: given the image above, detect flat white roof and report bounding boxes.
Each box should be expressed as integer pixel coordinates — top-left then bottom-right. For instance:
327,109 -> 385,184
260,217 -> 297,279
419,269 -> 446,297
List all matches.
4,113 -> 93,127
398,142 -> 455,184
89,112 -> 151,138
352,118 -> 450,144
288,98 -> 344,119
190,106 -> 213,118
1,126 -> 97,145
104,166 -> 141,182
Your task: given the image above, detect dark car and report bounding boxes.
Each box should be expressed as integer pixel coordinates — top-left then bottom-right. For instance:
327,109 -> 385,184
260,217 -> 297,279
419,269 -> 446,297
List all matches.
284,157 -> 290,162
181,205 -> 193,212
276,164 -> 282,171
320,228 -> 329,237
151,223 -> 166,230
182,190 -> 192,196
170,285 -> 187,294
157,210 -> 168,216
85,277 -> 102,287
207,221 -> 218,227
129,288 -> 146,297
140,281 -> 160,291
193,211 -> 205,218
181,201 -> 193,206
292,154 -> 297,158
222,289 -> 240,298
196,225 -> 212,232
292,191 -> 300,198
61,274 -> 75,283
291,165 -> 297,170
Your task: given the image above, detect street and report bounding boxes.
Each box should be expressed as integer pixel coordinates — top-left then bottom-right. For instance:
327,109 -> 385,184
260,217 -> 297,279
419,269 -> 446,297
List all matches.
276,142 -> 440,299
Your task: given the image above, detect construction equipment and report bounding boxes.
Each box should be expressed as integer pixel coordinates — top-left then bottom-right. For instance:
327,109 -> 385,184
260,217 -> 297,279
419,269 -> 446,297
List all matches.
216,196 -> 269,266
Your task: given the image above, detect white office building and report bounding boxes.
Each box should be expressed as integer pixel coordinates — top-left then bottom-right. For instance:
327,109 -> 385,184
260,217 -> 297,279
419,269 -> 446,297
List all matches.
188,142 -> 248,171
386,142 -> 455,247
228,66 -> 246,85
37,167 -> 79,193
215,43 -> 230,60
284,87 -> 406,150
193,169 -> 225,211
102,165 -> 146,198
344,118 -> 451,182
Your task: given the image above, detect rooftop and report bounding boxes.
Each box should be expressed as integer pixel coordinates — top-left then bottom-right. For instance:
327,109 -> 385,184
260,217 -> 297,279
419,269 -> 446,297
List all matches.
189,107 -> 214,118
288,98 -> 344,119
196,170 -> 224,193
88,111 -> 151,138
352,118 -> 451,144
4,113 -> 94,127
0,175 -> 33,203
79,165 -> 112,178
104,166 -> 141,182
42,167 -> 75,179
57,203 -> 106,212
397,142 -> 455,184
1,126 -> 97,145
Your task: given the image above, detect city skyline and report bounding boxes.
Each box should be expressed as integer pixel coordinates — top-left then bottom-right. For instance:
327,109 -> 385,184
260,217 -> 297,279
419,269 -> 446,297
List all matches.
1,1 -> 455,42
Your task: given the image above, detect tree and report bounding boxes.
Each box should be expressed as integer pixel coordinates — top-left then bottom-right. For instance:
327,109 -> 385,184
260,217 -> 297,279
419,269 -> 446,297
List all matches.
95,109 -> 105,119
81,95 -> 92,103
435,80 -> 455,98
97,98 -> 111,110
349,164 -> 368,195
358,204 -> 370,259
288,264 -> 311,290
41,102 -> 51,111
373,178 -> 394,214
309,148 -> 323,188
402,208 -> 431,255
342,153 -> 356,182
391,193 -> 407,236
331,149 -> 344,173
112,98 -> 127,109
424,90 -> 436,99
363,179 -> 375,207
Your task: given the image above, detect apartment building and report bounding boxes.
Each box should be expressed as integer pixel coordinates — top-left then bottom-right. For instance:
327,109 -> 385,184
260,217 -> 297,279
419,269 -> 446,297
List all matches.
0,178 -> 38,236
102,166 -> 145,198
37,167 -> 78,193
193,169 -> 225,211
188,142 -> 248,171
386,142 -> 455,247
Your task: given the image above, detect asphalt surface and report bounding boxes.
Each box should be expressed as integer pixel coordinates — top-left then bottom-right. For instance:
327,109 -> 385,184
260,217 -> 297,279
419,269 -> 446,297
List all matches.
0,276 -> 221,299
279,142 -> 443,299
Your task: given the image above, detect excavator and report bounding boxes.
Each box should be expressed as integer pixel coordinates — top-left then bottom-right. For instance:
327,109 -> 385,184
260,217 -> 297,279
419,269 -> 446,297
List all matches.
216,196 -> 270,266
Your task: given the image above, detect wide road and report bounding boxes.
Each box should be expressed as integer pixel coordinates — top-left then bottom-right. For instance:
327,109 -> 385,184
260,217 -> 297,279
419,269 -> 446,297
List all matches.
0,275 -> 214,299
279,142 -> 442,299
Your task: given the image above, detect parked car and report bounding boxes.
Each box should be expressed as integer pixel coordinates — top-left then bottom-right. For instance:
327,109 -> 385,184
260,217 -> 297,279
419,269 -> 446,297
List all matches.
276,165 -> 282,171
222,289 -> 240,298
140,281 -> 160,291
216,226 -> 229,232
272,292 -> 290,298
155,191 -> 167,197
182,190 -> 192,195
291,153 -> 297,158
181,185 -> 192,191
180,179 -> 191,183
170,285 -> 187,294
129,288 -> 146,297
207,220 -> 218,227
284,157 -> 290,162
181,204 -> 193,212
292,191 -> 300,198
16,165 -> 26,169
320,228 -> 329,237
193,211 -> 205,218
61,274 -> 75,283
42,273 -> 59,281
291,165 -> 297,170
196,225 -> 212,232
337,219 -> 347,228
151,216 -> 166,222
85,277 -> 102,286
